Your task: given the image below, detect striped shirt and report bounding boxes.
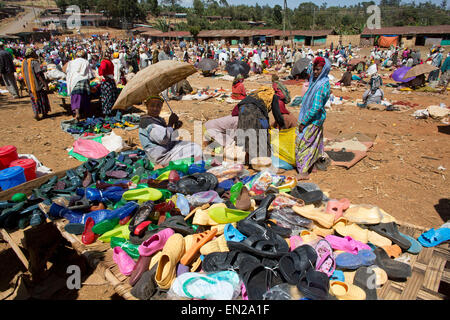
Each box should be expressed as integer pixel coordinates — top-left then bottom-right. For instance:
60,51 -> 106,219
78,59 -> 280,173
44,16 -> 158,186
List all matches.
301,82 -> 330,127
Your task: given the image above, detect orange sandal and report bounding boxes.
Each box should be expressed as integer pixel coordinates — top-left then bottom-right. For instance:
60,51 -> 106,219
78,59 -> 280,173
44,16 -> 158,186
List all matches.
180,229 -> 217,266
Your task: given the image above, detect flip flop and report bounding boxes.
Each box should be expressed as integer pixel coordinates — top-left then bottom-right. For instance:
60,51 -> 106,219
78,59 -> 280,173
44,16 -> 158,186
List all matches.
202,250 -> 260,273
175,173 -> 218,195
353,267 -> 378,300
344,205 -> 383,225
373,247 -> 411,280
290,186 -> 324,205
279,245 -> 317,285
324,235 -> 371,255
297,268 -> 331,300
335,249 -> 376,270
329,280 -> 366,300
399,232 -> 422,254
180,229 -> 217,266
226,233 -> 289,259
207,206 -> 250,224
122,188 -> 163,203
345,266 -> 388,288
418,227 -> 450,247
293,205 -> 335,229
224,223 -> 247,243
315,239 -> 336,277
238,258 -> 276,300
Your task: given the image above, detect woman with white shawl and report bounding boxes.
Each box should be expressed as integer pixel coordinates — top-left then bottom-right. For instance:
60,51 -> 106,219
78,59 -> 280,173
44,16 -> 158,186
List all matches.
66,50 -> 93,120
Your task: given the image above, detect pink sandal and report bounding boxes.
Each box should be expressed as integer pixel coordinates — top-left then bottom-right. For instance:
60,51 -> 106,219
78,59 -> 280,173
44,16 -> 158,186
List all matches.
324,235 -> 371,255
326,198 -> 350,221
314,239 -> 336,277
138,228 -> 175,257
289,235 -> 303,251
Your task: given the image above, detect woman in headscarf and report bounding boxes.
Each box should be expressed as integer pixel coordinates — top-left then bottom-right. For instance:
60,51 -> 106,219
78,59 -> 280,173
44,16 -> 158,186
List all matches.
98,49 -> 118,116
295,56 -> 331,180
139,95 -> 203,167
231,74 -> 247,100
66,50 -> 94,120
271,74 -> 297,129
111,51 -> 124,85
21,48 -> 51,120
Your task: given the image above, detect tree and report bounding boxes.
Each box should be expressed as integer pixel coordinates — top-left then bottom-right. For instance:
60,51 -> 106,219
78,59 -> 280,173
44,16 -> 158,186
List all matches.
161,0 -> 180,10
193,0 -> 204,16
273,5 -> 283,25
147,0 -> 160,17
441,0 -> 448,9
189,25 -> 201,38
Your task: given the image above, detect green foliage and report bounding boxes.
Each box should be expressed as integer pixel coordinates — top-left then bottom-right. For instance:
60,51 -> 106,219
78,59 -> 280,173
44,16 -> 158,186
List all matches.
53,0 -> 449,34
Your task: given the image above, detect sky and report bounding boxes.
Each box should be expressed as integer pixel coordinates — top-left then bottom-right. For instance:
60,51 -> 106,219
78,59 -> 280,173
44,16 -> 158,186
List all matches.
179,0 -> 446,9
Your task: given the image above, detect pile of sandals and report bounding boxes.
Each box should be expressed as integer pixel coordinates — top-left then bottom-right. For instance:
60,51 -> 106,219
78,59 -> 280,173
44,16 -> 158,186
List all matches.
2,150 -> 449,300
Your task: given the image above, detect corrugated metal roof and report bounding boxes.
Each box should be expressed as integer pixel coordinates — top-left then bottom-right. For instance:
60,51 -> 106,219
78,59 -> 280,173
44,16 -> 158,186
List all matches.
197,29 -> 334,38
361,25 -> 450,35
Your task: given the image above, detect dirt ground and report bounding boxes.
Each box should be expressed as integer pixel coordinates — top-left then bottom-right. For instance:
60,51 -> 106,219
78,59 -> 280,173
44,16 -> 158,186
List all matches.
0,46 -> 449,300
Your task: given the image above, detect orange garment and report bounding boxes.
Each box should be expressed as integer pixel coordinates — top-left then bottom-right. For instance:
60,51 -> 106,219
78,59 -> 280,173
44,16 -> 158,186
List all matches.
231,81 -> 246,100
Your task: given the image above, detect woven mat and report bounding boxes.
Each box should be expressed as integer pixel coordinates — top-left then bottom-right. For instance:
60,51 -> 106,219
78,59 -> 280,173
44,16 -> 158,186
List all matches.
377,223 -> 449,300
54,219 -> 449,300
54,220 -> 137,300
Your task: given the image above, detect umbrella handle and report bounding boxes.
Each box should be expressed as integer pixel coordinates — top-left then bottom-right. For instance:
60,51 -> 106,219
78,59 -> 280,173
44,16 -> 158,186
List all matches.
161,94 -> 174,114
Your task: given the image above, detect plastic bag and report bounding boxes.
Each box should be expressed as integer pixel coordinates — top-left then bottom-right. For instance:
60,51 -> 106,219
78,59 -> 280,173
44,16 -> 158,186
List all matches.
168,271 -> 241,300
185,190 -> 224,207
263,283 -> 305,300
249,170 -> 273,195
269,207 -> 313,230
270,127 -> 297,166
102,131 -> 125,153
73,138 -> 110,159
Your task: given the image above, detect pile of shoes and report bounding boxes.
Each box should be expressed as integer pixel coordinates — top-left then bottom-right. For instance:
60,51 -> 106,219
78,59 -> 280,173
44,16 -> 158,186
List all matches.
1,151 -> 445,301
64,113 -> 140,136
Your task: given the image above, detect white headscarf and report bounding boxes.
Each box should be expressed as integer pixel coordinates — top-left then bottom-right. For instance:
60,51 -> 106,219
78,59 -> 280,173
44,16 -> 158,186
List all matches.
66,57 -> 93,95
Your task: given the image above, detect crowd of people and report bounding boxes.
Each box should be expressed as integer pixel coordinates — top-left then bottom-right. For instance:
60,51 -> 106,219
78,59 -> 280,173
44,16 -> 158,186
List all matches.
0,34 -> 449,181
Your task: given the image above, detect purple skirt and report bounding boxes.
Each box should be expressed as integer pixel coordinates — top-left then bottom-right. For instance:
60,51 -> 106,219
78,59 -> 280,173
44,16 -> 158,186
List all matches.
71,94 -> 90,114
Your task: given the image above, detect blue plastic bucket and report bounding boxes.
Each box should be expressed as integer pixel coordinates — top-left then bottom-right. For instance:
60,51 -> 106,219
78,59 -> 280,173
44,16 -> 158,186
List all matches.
0,166 -> 26,191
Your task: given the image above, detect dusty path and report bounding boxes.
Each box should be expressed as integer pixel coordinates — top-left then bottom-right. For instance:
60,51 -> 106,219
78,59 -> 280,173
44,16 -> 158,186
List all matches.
0,7 -> 43,35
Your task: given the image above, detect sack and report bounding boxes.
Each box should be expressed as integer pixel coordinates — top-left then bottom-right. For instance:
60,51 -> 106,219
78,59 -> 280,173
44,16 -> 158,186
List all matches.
270,127 -> 297,166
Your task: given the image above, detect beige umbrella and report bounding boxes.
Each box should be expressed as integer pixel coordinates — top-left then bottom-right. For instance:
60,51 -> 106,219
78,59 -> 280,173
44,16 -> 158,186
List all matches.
113,60 -> 197,110
404,63 -> 438,79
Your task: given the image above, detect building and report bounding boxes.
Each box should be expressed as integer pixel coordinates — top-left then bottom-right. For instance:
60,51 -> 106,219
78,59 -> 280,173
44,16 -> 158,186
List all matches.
39,13 -> 109,29
361,25 -> 450,47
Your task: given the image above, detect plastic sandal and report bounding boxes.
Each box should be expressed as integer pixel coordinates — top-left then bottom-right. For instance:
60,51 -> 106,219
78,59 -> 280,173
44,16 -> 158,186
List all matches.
418,227 -> 450,247
335,249 -> 376,270
208,206 -> 250,224
180,229 -> 217,266
279,245 -> 317,285
353,267 -> 378,300
224,223 -> 247,242
92,218 -> 119,235
122,188 -> 163,203
138,228 -> 175,257
329,280 -> 366,300
297,269 -> 331,300
98,222 -> 131,243
373,247 -> 411,279
293,205 -> 335,229
399,232 -> 422,254
343,205 -> 383,225
81,217 -> 97,245
326,198 -> 350,221
155,234 -> 186,289
113,247 -> 136,276
368,222 -> 411,250
324,235 -> 371,254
